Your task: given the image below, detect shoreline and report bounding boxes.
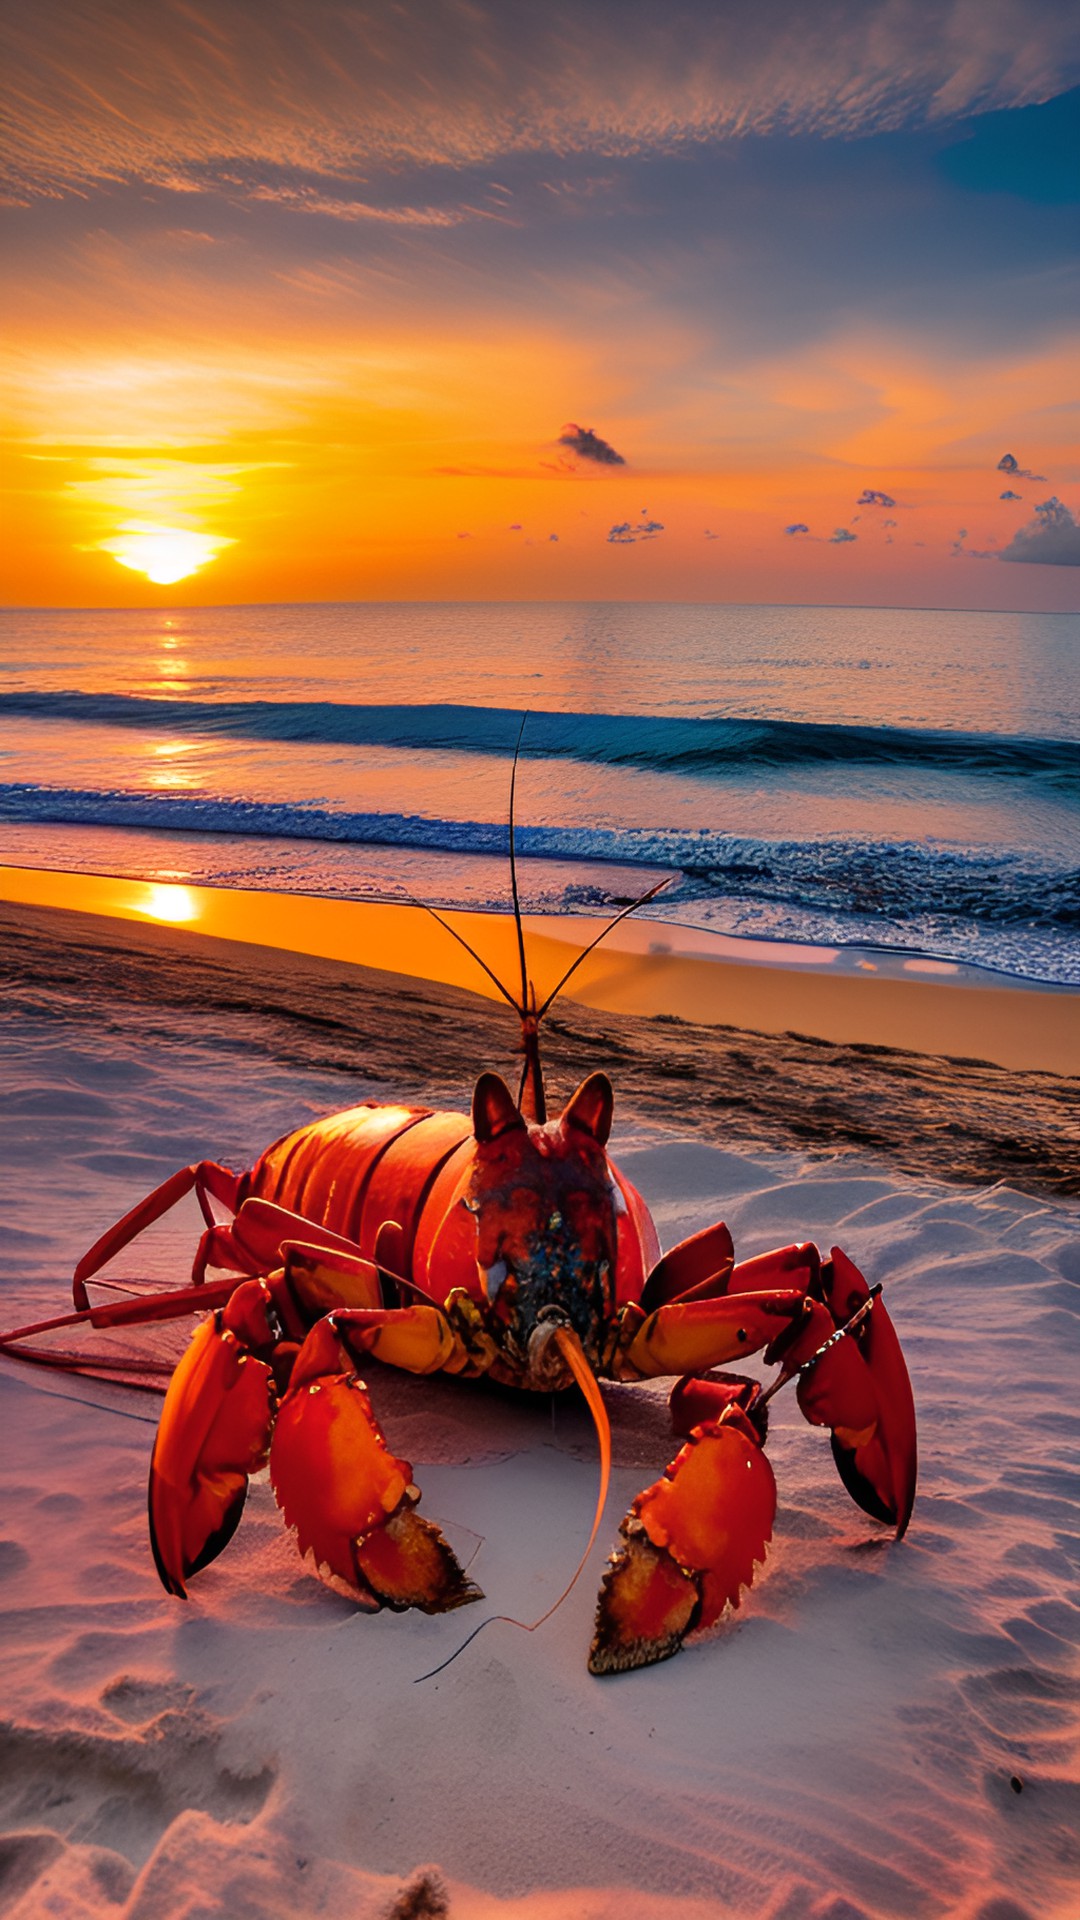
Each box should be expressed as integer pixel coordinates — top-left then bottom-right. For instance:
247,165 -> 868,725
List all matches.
2,896 -> 1076,1196
2,861 -> 1077,1077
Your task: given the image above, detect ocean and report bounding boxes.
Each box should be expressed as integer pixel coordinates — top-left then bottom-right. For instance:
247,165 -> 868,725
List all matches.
1,601 -> 1077,984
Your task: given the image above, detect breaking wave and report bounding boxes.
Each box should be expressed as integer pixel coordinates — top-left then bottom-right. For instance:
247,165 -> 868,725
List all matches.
3,692 -> 1078,789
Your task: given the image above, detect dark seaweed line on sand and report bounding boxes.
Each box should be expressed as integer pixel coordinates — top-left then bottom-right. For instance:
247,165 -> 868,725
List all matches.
2,904 -> 1076,1199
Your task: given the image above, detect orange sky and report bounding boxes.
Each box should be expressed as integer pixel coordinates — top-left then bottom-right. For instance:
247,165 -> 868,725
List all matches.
2,1 -> 1078,610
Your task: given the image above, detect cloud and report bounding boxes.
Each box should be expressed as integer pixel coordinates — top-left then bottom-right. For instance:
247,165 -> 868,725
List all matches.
247,184 -> 470,226
999,489 -> 1022,500
996,451 -> 1046,480
856,488 -> 896,508
607,517 -> 664,543
829,527 -> 857,543
784,522 -> 810,535
1001,495 -> 1080,565
8,2 -> 1079,202
704,528 -> 719,540
559,423 -> 625,466
951,527 -> 997,559
549,532 -> 559,541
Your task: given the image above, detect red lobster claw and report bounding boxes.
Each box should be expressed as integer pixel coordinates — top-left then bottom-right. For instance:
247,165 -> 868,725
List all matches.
148,1314 -> 276,1597
590,1404 -> 776,1674
768,1247 -> 917,1536
268,1317 -> 479,1613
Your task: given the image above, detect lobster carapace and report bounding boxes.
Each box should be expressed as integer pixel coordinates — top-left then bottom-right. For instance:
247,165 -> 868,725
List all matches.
0,839 -> 917,1672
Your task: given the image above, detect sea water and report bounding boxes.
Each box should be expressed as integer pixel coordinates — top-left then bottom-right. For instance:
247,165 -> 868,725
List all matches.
1,601 -> 1077,983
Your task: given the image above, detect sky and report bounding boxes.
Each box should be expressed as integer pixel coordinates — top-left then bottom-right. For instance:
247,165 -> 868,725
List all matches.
2,0 -> 1078,609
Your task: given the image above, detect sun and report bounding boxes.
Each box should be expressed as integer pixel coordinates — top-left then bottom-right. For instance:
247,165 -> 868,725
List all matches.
98,522 -> 234,586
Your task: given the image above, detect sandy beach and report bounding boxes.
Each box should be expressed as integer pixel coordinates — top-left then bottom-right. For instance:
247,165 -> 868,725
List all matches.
1,901 -> 1078,1919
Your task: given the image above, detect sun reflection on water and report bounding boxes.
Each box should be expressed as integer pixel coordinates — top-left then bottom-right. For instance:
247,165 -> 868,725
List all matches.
140,882 -> 199,923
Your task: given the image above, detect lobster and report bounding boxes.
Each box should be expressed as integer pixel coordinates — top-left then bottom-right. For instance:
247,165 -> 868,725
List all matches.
0,847 -> 917,1674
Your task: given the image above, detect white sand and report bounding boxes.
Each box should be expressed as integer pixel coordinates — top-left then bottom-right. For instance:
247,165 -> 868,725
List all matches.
2,988 -> 1079,1919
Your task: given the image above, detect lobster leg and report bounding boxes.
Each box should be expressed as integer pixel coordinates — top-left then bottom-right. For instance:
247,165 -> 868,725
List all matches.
269,1309 -> 479,1612
638,1221 -> 735,1312
616,1286 -> 812,1380
74,1161 -> 242,1307
628,1239 -> 915,1531
193,1196 -> 387,1285
590,1401 -> 776,1675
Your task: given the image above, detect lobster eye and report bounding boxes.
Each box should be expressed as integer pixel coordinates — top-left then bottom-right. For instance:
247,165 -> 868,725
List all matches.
737,1328 -> 747,1344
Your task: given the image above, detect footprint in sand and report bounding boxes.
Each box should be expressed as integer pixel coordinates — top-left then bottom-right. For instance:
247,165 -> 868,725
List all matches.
100,1673 -> 195,1724
0,1695 -> 276,1873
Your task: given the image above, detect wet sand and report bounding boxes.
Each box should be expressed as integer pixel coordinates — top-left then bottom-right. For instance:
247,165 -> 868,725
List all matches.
2,899 -> 1076,1197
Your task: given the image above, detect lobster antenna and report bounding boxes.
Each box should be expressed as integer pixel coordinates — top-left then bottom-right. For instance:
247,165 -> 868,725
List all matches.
535,877 -> 672,1021
508,712 -> 531,1015
413,1324 -> 611,1683
404,895 -> 524,1016
403,726 -> 671,1061
757,1284 -> 884,1409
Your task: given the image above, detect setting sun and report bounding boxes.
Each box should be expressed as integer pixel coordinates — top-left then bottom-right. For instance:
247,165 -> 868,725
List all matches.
98,523 -> 234,586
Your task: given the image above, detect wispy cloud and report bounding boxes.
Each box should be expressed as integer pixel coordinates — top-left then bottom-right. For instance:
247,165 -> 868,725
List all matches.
784,522 -> 810,535
830,527 -> 857,543
999,488 -> 1023,500
6,2 -> 1077,201
558,423 -> 626,466
856,488 -> 896,508
1001,496 -> 1080,565
247,185 -> 472,227
951,527 -> 998,559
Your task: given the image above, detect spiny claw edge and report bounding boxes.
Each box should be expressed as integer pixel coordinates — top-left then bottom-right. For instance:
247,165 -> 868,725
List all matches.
589,1528 -> 700,1675
356,1507 -> 483,1614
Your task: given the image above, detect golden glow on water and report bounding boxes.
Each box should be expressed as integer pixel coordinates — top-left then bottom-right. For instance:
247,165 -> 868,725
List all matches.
141,882 -> 199,922
147,772 -> 201,789
146,739 -> 202,790
97,524 -> 234,586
